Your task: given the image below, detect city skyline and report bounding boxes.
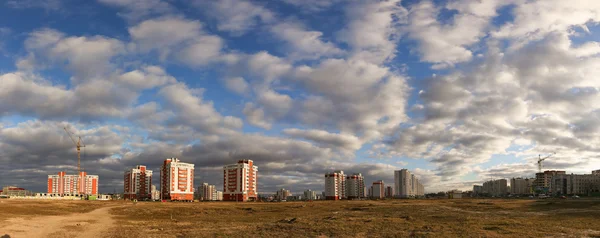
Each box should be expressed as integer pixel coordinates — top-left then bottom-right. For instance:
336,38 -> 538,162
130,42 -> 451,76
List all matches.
1,0 -> 600,194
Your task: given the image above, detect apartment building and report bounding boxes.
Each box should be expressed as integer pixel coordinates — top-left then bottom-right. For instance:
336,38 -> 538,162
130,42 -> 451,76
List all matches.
483,179 -> 508,197
48,171 -> 98,195
223,160 -> 258,202
370,180 -> 385,199
124,165 -> 152,200
304,189 -> 317,200
385,186 -> 394,198
276,188 -> 292,201
160,158 -> 195,201
394,169 -> 425,198
550,171 -> 600,195
534,170 -> 566,193
346,173 -> 365,199
324,170 -> 346,200
510,177 -> 534,195
199,183 -> 217,201
473,185 -> 483,195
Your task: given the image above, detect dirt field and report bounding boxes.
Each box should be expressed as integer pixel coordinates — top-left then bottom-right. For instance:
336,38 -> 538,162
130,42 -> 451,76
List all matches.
1,199 -> 600,237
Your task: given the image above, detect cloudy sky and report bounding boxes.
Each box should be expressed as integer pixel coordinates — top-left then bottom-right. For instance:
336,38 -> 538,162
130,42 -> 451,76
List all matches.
1,0 -> 600,194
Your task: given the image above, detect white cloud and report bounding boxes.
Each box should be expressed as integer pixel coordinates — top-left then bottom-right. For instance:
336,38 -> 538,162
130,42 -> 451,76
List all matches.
405,0 -> 509,67
283,128 -> 363,154
23,28 -> 125,81
192,0 -> 274,35
117,65 -> 176,90
493,0 -> 600,49
337,0 -> 406,64
271,21 -> 343,60
224,77 -> 249,95
243,102 -> 271,130
159,83 -> 243,135
129,17 -> 224,66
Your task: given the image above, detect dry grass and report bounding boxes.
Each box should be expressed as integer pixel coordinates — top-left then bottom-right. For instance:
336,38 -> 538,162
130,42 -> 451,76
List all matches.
106,199 -> 600,238
0,199 -> 108,222
2,199 -> 599,237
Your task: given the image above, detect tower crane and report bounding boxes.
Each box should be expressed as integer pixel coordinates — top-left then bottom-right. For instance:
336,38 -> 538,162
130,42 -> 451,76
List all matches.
537,152 -> 555,173
63,127 -> 85,179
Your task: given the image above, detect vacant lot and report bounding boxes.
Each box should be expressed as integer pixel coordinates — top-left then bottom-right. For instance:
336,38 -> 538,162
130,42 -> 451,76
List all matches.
1,199 -> 600,237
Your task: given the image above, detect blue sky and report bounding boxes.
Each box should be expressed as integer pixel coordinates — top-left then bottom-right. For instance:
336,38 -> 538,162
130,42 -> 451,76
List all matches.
1,0 -> 600,193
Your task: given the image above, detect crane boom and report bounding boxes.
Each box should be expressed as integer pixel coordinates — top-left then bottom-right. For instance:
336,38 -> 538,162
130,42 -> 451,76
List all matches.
63,127 -> 85,194
537,152 -> 555,173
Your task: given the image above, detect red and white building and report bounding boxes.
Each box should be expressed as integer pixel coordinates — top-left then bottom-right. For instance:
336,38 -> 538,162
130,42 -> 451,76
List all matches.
324,170 -> 346,200
160,158 -> 194,201
47,171 -> 98,195
124,165 -> 153,200
223,160 -> 257,202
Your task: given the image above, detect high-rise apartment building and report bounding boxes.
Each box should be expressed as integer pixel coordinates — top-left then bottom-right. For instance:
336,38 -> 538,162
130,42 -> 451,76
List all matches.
346,173 -> 365,199
483,179 -> 508,196
303,189 -> 317,200
593,169 -> 600,176
48,171 -> 98,195
324,170 -> 346,200
199,183 -> 217,201
160,158 -> 194,201
276,188 -> 292,201
394,169 -> 424,198
223,160 -> 258,202
124,165 -> 152,200
510,178 -> 534,195
151,185 -> 159,200
473,185 -> 483,195
370,180 -> 385,199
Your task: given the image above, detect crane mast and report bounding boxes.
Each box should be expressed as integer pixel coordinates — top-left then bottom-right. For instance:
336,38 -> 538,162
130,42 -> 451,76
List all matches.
63,127 -> 85,194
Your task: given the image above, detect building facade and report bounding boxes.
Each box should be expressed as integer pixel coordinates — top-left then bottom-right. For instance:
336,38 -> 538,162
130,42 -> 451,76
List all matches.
48,171 -> 98,195
199,183 -> 217,201
160,158 -> 195,201
124,165 -> 152,200
385,186 -> 394,198
510,178 -> 534,195
324,170 -> 346,200
223,160 -> 258,202
482,179 -> 508,197
394,169 -> 425,198
346,173 -> 365,199
303,189 -> 317,200
276,188 -> 292,201
550,172 -> 600,195
473,185 -> 483,195
534,170 -> 566,194
370,180 -> 385,199
151,185 -> 159,200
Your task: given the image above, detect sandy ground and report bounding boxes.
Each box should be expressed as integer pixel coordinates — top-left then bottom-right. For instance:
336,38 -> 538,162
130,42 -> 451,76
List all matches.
0,205 -> 118,238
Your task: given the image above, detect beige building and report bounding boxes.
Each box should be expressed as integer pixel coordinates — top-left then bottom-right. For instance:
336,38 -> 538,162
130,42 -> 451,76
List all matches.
394,169 -> 425,198
276,188 -> 292,201
510,178 -> 534,195
370,180 -> 385,199
534,170 -> 566,193
550,171 -> 600,195
346,173 -> 365,199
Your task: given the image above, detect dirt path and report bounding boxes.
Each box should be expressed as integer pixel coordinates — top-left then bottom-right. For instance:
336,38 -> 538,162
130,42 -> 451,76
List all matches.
0,205 -> 121,238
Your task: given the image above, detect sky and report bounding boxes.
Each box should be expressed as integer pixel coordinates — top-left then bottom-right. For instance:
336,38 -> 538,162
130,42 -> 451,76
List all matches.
1,0 -> 600,194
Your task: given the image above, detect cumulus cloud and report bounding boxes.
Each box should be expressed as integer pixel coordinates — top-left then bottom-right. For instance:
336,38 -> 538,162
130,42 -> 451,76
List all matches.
23,28 -> 125,81
129,16 -> 224,65
191,0 -> 274,35
406,0 -> 509,68
283,128 -> 363,154
271,21 -> 344,60
337,0 -> 406,64
493,0 -> 600,49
